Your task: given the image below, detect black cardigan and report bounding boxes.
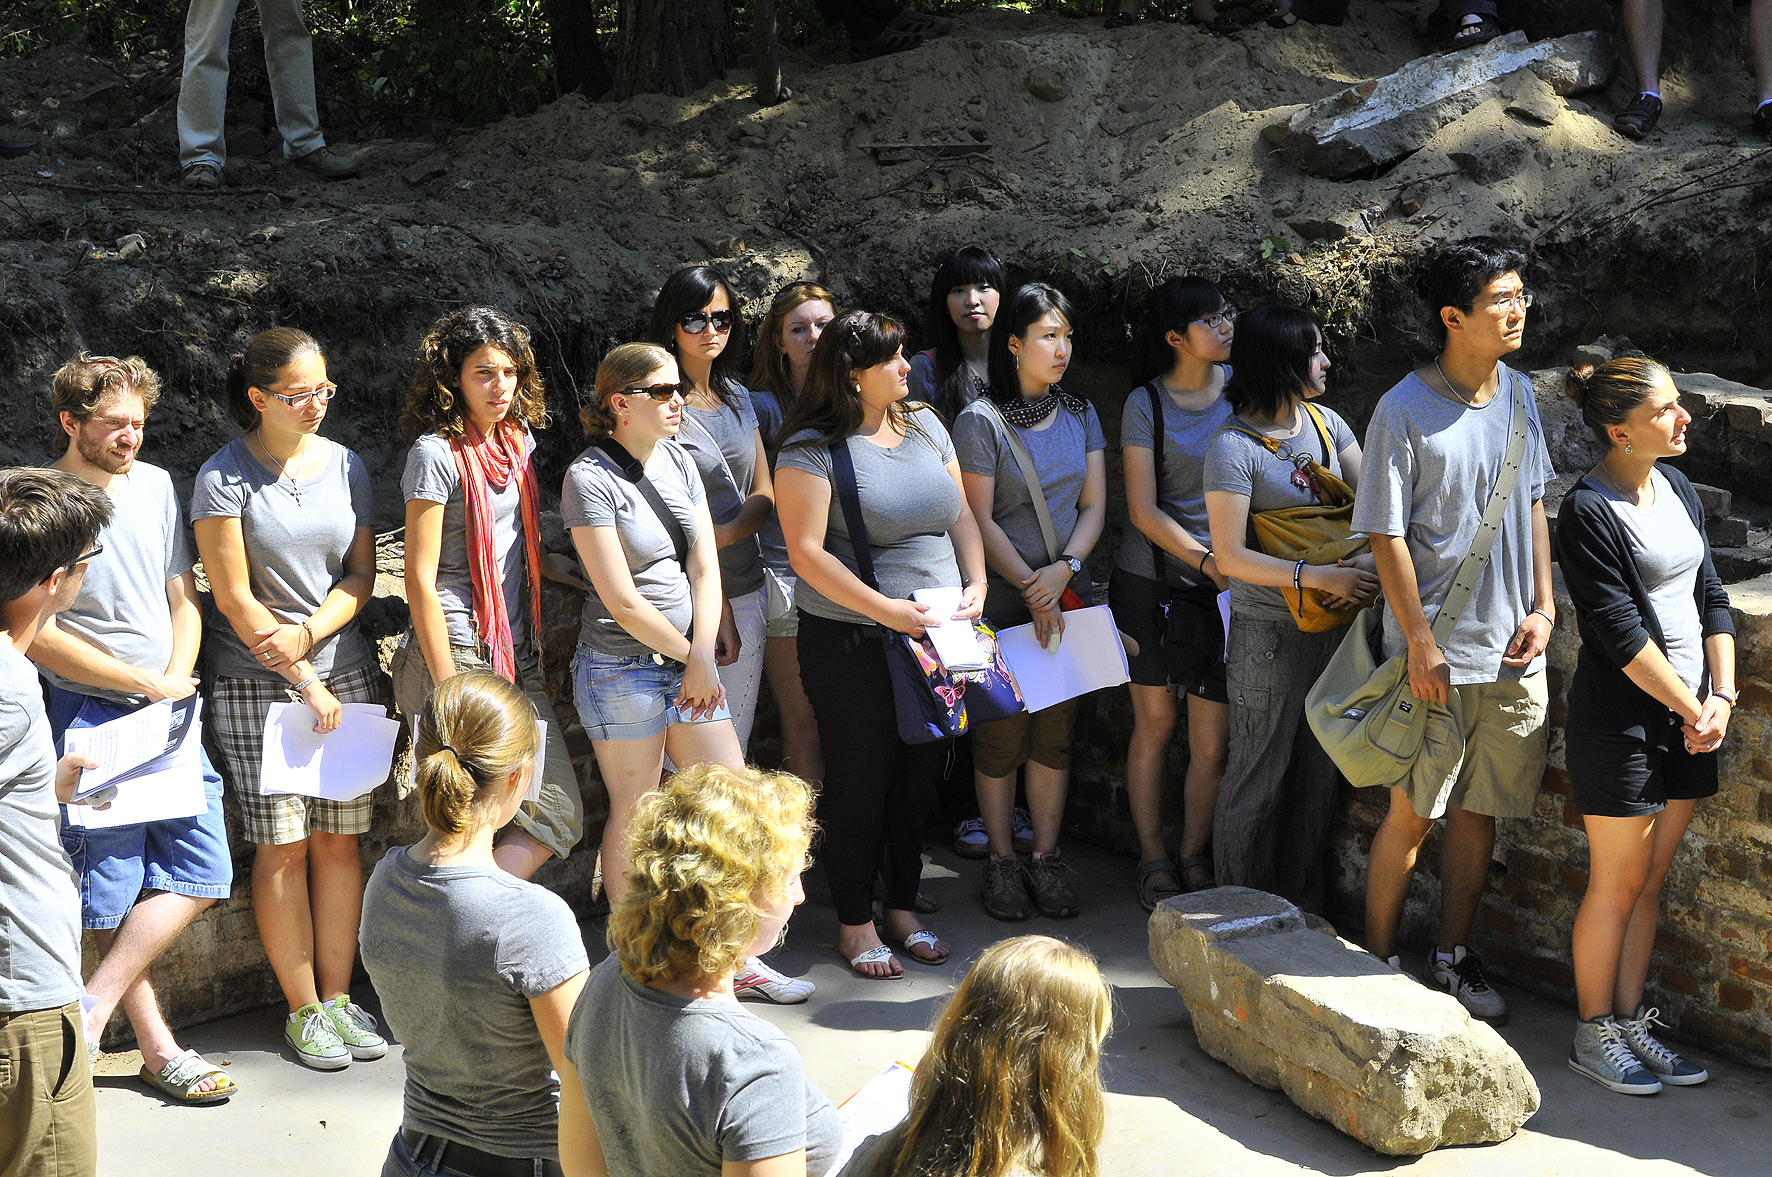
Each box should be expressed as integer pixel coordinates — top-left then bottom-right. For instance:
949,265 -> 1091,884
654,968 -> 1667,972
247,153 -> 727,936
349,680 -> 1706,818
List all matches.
1555,464 -> 1734,745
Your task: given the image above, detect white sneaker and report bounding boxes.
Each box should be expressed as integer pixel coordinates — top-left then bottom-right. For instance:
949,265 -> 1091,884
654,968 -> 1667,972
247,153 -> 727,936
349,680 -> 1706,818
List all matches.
1429,946 -> 1508,1024
733,957 -> 815,1004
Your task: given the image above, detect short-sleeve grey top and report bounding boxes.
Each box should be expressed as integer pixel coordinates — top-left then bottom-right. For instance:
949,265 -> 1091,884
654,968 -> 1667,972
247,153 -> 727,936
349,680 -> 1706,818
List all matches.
41,462 -> 195,706
360,847 -> 588,1160
1587,467 -> 1706,693
1204,403 -> 1358,621
749,385 -> 791,576
565,956 -> 841,1177
1350,368 -> 1555,684
401,431 -> 532,651
678,390 -> 764,599
190,438 -> 375,681
0,643 -> 82,1014
776,406 -> 963,627
559,440 -> 704,658
952,399 -> 1105,598
1114,378 -> 1235,587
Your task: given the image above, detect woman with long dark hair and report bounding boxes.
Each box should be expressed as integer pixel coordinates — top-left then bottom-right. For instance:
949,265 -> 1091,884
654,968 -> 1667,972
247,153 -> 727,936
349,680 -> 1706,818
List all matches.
907,246 -> 1006,425
1109,276 -> 1236,910
951,284 -> 1106,922
775,311 -> 988,977
1203,305 -> 1377,911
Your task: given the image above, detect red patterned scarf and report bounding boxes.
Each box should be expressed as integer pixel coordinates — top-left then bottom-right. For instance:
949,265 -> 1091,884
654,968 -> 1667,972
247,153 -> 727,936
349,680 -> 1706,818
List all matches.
451,420 -> 544,682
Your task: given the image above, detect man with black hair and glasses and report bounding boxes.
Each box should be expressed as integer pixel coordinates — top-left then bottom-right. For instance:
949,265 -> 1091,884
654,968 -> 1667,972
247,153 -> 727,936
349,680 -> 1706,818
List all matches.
0,466 -> 113,1177
1351,238 -> 1557,1026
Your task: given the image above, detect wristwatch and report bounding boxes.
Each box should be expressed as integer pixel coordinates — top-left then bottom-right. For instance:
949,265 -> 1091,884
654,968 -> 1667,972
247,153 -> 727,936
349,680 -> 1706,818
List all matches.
1062,555 -> 1083,577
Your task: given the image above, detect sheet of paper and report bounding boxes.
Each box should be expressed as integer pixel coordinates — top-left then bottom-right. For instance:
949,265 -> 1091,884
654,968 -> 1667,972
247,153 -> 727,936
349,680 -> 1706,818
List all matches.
64,740 -> 206,830
997,605 -> 1131,713
1218,590 -> 1232,663
827,1061 -> 916,1176
910,586 -> 988,670
62,699 -> 174,797
261,702 -> 400,801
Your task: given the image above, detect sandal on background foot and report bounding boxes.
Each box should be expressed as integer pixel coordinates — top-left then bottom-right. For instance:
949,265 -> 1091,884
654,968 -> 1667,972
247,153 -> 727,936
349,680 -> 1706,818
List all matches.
1440,13 -> 1501,50
847,944 -> 904,979
1136,858 -> 1184,912
1105,9 -> 1139,27
1180,854 -> 1217,893
898,929 -> 951,966
138,1049 -> 237,1105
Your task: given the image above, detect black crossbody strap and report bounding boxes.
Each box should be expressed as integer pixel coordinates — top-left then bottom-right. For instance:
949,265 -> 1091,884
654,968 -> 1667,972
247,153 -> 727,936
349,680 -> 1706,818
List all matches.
593,437 -> 690,569
1146,382 -> 1174,587
827,439 -> 880,591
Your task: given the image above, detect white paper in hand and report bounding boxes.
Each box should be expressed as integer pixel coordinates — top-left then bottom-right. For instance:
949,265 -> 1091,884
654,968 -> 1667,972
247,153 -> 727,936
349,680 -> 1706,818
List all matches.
997,605 -> 1130,712
64,698 -> 208,830
261,702 -> 400,800
826,1061 -> 916,1176
910,586 -> 988,671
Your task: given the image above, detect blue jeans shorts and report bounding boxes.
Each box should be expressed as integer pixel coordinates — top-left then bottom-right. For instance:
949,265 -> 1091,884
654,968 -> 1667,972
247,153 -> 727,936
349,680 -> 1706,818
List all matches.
50,688 -> 233,930
570,645 -> 730,743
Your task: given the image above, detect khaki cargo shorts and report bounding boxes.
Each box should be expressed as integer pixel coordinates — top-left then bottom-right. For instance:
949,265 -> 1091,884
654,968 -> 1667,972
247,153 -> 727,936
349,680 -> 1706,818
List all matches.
1401,670 -> 1548,821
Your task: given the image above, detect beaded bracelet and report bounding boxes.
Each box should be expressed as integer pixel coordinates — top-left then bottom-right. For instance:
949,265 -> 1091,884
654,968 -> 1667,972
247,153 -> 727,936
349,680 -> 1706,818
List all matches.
1713,689 -> 1737,708
1293,559 -> 1306,592
300,620 -> 316,655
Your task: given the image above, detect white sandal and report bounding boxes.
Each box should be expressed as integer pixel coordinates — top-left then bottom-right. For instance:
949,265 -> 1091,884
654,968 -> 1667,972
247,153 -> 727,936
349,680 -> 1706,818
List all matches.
898,929 -> 951,966
847,944 -> 904,979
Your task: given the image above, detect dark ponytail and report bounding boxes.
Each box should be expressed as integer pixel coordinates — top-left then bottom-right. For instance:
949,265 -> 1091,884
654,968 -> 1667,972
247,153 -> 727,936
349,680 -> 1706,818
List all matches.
224,326 -> 323,431
1564,355 -> 1666,447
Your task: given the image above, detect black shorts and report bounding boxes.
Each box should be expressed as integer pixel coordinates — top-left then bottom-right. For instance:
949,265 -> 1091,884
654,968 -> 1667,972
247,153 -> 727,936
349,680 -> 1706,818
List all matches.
1108,567 -> 1228,704
1567,711 -> 1718,818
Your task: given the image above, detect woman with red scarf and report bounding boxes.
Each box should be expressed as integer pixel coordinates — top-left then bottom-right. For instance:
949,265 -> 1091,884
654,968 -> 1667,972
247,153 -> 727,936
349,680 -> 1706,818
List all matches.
393,307 -> 587,881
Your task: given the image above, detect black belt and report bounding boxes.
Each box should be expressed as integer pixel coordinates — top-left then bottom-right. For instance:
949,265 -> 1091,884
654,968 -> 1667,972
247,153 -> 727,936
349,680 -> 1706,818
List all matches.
399,1128 -> 565,1177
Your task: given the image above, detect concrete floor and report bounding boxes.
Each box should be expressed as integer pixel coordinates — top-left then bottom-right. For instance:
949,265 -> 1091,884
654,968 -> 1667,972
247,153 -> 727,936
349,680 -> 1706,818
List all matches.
96,840 -> 1771,1176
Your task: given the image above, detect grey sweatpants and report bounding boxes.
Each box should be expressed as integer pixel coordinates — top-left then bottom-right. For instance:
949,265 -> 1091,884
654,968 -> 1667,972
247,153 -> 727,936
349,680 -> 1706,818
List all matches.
178,0 -> 324,168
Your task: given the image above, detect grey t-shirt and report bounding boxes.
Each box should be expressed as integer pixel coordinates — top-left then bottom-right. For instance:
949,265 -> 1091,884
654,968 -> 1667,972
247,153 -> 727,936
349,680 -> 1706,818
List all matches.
360,847 -> 588,1159
750,385 -> 791,576
566,956 -> 841,1177
0,643 -> 82,1014
1351,368 -> 1555,684
401,431 -> 532,651
952,399 -> 1105,599
679,391 -> 765,599
1204,403 -> 1358,621
776,406 -> 964,627
560,440 -> 704,658
1589,467 -> 1706,693
1114,378 -> 1235,587
40,462 -> 195,706
190,438 -> 375,681
906,350 -> 984,419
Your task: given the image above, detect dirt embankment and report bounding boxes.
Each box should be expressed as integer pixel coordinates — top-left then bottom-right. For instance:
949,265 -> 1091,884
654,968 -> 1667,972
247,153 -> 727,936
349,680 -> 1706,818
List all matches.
4,4 -> 1772,505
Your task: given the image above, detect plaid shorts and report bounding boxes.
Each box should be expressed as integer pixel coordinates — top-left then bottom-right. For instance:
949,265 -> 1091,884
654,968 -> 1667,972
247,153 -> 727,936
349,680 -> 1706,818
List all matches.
208,663 -> 386,846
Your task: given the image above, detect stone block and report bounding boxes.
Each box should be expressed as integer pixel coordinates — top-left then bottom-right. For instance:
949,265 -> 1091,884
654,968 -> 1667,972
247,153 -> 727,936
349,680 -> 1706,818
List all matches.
1691,483 -> 1732,519
1026,67 -> 1069,102
1149,888 -> 1540,1155
1500,68 -> 1563,125
403,152 -> 451,186
1673,371 -> 1762,419
1263,31 -> 1615,178
1723,397 -> 1772,433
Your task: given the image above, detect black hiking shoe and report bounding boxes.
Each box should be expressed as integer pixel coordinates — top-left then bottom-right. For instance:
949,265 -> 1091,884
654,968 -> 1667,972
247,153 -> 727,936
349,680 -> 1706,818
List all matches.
1755,101 -> 1772,141
1613,93 -> 1662,140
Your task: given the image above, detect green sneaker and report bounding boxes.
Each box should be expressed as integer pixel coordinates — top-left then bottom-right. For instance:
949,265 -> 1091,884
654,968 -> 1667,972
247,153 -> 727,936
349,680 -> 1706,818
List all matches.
323,995 -> 388,1060
285,1003 -> 351,1070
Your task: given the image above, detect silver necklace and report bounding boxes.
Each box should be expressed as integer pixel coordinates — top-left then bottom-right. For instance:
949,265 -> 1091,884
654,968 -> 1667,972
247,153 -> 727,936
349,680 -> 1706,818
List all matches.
1594,461 -> 1644,505
251,430 -> 306,504
1433,357 -> 1479,405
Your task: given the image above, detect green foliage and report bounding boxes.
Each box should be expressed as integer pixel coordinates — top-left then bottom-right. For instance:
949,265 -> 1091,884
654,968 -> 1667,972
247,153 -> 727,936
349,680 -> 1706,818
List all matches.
1259,234 -> 1290,260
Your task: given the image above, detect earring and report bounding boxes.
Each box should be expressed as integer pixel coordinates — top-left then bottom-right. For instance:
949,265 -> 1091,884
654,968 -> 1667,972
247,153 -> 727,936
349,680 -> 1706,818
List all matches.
1625,442 -> 1633,454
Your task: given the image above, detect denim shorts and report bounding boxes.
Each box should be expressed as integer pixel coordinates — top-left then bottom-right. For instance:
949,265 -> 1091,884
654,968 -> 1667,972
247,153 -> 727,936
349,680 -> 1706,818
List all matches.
50,688 -> 233,929
570,645 -> 731,743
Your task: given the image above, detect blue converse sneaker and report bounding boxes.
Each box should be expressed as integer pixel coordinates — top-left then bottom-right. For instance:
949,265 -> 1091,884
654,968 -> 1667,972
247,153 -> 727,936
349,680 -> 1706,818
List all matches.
1570,1015 -> 1661,1095
1615,1005 -> 1707,1085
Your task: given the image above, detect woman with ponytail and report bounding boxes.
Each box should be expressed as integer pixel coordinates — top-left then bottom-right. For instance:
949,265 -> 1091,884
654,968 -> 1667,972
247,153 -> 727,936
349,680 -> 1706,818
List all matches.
394,307 -> 585,882
1558,356 -> 1734,1096
361,672 -> 592,1175
192,326 -> 384,1070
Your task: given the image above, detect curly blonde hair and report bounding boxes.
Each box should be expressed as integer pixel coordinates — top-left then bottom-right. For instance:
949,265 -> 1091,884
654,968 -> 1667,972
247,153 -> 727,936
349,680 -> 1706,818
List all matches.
609,764 -> 815,985
50,353 -> 163,421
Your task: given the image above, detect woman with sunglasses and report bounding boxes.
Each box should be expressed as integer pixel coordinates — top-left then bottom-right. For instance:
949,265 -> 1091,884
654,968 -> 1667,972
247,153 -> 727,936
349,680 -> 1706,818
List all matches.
647,266 -> 773,759
907,246 -> 1006,426
392,307 -> 587,882
1111,277 -> 1235,910
749,282 -> 837,784
192,327 -> 386,1070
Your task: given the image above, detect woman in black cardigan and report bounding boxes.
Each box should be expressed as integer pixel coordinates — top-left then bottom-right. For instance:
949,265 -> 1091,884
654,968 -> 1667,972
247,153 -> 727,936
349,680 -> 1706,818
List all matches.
1558,356 -> 1737,1097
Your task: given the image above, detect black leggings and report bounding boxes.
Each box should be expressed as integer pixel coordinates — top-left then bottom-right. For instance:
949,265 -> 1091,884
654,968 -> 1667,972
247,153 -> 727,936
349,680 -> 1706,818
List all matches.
797,612 -> 946,927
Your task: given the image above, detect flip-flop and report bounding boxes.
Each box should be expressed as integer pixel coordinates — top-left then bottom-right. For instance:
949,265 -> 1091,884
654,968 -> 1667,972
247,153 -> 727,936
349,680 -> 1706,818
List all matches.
848,944 -> 904,979
899,929 -> 951,966
138,1049 -> 237,1105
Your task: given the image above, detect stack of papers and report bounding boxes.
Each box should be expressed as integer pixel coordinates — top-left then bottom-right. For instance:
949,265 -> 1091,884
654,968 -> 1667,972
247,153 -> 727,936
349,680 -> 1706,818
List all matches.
826,1061 -> 915,1175
63,696 -> 208,829
261,702 -> 401,800
910,587 -> 989,670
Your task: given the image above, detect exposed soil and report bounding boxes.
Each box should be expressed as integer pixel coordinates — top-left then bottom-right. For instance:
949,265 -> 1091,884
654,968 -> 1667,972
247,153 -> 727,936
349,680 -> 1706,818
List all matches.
4,4 -> 1772,509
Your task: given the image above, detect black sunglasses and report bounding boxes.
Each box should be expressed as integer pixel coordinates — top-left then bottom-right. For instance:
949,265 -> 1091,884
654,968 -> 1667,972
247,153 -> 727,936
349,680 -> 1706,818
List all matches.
73,539 -> 104,566
678,309 -> 734,335
621,382 -> 683,402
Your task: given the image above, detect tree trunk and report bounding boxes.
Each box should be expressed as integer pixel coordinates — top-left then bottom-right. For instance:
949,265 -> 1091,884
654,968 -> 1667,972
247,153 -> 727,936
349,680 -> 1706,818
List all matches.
752,0 -> 782,106
541,0 -> 615,100
614,0 -> 734,99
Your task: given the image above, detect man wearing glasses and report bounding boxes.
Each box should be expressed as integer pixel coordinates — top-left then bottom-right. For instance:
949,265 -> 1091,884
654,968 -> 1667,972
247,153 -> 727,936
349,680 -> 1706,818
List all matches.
1351,239 -> 1557,1025
0,466 -> 114,1177
25,354 -> 239,1104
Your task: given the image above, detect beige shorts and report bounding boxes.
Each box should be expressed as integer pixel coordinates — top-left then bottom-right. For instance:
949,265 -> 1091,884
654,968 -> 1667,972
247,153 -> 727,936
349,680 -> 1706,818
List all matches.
1400,671 -> 1548,821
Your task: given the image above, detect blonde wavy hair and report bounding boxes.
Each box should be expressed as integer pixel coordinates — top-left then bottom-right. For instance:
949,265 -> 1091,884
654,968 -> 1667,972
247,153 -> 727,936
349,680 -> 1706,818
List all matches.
609,764 -> 816,985
888,936 -> 1112,1177
411,672 -> 541,838
749,281 -> 837,396
50,353 -> 163,421
582,341 -> 675,439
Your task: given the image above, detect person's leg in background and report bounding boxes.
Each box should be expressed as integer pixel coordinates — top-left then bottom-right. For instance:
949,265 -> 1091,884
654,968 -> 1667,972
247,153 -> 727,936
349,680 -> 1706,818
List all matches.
176,0 -> 241,182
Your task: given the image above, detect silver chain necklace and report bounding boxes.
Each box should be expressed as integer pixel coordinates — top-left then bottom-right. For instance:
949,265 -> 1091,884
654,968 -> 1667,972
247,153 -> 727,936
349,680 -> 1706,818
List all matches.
1433,357 -> 1479,406
251,430 -> 306,505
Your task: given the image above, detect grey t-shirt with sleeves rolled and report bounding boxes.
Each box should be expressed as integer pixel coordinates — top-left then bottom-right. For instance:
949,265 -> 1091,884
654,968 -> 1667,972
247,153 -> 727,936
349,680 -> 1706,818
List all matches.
40,461 -> 195,706
952,399 -> 1105,595
776,406 -> 964,627
1114,378 -> 1235,587
401,431 -> 531,651
190,438 -> 375,681
1351,367 -> 1555,684
560,439 -> 704,658
749,385 -> 791,575
0,643 -> 82,1014
1204,403 -> 1357,621
679,390 -> 765,598
566,955 -> 841,1177
1591,467 -> 1707,693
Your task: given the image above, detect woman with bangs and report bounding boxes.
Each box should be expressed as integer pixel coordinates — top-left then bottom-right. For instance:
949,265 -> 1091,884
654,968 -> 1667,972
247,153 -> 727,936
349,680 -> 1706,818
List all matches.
838,935 -> 1113,1177
775,311 -> 989,978
394,306 -> 587,882
749,281 -> 839,784
560,764 -> 839,1177
907,246 -> 1006,425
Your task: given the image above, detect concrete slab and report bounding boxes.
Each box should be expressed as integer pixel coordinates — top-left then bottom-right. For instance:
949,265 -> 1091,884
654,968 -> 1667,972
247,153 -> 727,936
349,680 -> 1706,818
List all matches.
96,840 -> 1772,1176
